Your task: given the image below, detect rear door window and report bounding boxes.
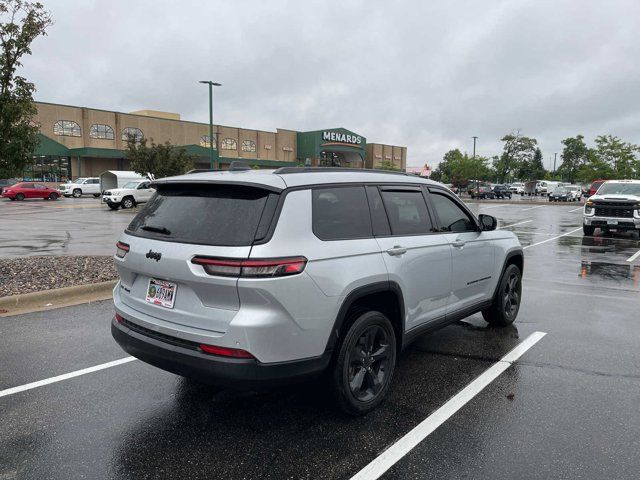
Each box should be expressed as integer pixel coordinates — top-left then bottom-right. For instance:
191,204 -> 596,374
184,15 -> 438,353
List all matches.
380,189 -> 432,235
312,186 -> 372,240
127,184 -> 275,246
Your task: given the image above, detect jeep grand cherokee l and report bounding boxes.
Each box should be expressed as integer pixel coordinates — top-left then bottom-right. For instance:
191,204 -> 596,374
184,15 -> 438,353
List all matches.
583,180 -> 640,237
111,167 -> 524,415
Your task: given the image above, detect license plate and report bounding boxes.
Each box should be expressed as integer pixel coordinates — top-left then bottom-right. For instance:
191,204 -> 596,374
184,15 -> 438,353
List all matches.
607,219 -> 618,225
145,278 -> 177,309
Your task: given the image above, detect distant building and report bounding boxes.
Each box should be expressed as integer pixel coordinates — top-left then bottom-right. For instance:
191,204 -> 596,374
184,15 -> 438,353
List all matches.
20,101 -> 407,181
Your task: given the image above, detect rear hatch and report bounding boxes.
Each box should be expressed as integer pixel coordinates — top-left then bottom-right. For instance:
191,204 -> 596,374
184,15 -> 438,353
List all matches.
116,180 -> 283,333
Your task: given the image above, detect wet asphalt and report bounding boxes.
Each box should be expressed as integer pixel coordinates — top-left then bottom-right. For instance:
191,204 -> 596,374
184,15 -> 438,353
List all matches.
1,200 -> 640,479
0,196 -> 134,258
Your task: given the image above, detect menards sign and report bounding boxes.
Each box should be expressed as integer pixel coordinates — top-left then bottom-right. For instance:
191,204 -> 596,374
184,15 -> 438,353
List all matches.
322,131 -> 363,146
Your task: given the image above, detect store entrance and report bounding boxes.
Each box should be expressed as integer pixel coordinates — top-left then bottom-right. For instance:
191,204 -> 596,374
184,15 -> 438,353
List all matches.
319,150 -> 363,168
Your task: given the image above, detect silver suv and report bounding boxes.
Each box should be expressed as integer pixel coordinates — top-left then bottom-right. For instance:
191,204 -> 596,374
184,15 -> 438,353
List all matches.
111,167 -> 524,415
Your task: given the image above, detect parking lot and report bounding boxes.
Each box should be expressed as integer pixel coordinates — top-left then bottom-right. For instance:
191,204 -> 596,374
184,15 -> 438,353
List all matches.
2,200 -> 640,479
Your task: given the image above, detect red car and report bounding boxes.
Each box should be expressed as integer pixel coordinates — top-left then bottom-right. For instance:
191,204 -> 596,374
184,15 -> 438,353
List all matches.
2,182 -> 60,201
588,179 -> 606,197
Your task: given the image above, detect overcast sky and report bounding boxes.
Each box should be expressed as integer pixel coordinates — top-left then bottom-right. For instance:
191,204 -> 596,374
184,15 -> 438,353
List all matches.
20,0 -> 640,168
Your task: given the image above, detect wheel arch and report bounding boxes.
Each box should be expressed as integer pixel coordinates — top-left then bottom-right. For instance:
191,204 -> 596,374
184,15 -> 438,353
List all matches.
324,281 -> 405,356
491,249 -> 524,299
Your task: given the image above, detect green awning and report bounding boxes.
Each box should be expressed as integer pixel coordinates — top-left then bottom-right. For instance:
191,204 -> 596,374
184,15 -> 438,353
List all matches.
33,133 -> 70,156
67,147 -> 126,158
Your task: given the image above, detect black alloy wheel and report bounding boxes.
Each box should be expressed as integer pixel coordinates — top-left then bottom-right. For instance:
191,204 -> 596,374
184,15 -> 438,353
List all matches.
482,264 -> 522,326
49,192 -> 58,200
501,270 -> 521,322
16,193 -> 24,201
347,324 -> 392,402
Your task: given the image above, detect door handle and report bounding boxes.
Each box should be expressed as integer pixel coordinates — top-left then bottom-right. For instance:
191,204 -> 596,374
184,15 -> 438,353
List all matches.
386,246 -> 407,256
452,239 -> 466,248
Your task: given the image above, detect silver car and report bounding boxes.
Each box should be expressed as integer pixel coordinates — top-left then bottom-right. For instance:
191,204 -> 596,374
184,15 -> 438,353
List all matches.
111,166 -> 524,415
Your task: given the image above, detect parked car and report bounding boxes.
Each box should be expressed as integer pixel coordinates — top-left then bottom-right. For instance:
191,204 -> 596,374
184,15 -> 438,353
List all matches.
583,180 -> 640,237
2,182 -> 60,201
492,184 -> 512,199
102,179 -> 155,209
509,182 -> 525,194
537,181 -> 562,196
58,177 -> 101,198
111,167 -> 524,415
549,186 -> 577,202
470,185 -> 495,199
588,179 -> 607,197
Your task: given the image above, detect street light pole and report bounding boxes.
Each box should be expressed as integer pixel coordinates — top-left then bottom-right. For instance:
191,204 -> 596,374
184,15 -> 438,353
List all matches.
553,152 -> 557,177
199,80 -> 222,170
472,136 -> 478,194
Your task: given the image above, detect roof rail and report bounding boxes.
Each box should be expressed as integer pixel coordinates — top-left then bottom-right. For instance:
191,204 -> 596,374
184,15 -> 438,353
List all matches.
185,168 -> 218,174
273,167 -> 409,176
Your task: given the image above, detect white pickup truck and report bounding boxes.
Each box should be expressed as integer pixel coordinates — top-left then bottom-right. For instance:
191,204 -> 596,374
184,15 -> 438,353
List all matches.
102,179 -> 155,210
58,177 -> 101,198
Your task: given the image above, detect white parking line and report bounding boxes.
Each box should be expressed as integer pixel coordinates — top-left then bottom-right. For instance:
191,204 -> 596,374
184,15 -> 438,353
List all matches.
478,204 -> 505,210
522,205 -> 545,211
627,249 -> 640,263
350,331 -> 546,480
498,220 -> 532,229
568,207 -> 583,212
522,227 -> 582,249
0,357 -> 136,398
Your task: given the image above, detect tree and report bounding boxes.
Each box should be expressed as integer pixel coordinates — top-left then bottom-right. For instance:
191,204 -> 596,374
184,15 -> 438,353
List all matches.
592,135 -> 639,179
431,149 -> 491,187
517,146 -> 546,181
0,0 -> 52,178
557,135 -> 588,183
576,148 -> 613,183
126,137 -> 196,178
496,131 -> 538,182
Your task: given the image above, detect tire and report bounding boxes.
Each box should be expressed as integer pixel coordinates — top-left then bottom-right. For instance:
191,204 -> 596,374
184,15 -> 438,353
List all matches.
49,192 -> 59,200
482,264 -> 522,327
16,193 -> 25,201
72,189 -> 82,198
583,225 -> 595,236
93,193 -> 101,198
330,311 -> 397,416
121,196 -> 135,209
10,197 -> 15,201
108,203 -> 120,210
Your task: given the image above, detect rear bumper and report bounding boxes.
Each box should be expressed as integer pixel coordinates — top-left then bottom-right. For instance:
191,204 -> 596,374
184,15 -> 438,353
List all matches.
111,316 -> 331,388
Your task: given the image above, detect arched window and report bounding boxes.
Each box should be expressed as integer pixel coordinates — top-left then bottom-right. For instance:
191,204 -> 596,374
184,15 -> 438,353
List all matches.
89,124 -> 115,140
122,127 -> 144,142
241,140 -> 256,152
200,135 -> 217,148
53,120 -> 81,137
221,138 -> 237,150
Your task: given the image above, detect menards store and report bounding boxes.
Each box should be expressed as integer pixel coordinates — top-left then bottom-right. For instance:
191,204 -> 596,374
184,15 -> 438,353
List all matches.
17,101 -> 407,182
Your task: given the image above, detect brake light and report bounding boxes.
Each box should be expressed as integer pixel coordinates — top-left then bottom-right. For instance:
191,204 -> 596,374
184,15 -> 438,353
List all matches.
191,256 -> 307,278
115,241 -> 130,258
115,313 -> 123,323
199,343 -> 255,358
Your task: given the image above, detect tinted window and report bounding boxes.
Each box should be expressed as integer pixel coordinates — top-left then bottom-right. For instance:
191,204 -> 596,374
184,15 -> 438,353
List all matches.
127,184 -> 274,246
365,186 -> 391,236
429,192 -> 476,232
380,190 -> 432,235
312,186 -> 372,240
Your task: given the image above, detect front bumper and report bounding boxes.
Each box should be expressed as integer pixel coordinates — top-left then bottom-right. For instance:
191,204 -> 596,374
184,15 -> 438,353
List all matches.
111,316 -> 331,388
102,195 -> 121,204
584,215 -> 640,230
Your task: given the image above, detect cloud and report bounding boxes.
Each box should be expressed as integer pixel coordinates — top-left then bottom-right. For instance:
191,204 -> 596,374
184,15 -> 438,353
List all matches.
20,0 -> 640,168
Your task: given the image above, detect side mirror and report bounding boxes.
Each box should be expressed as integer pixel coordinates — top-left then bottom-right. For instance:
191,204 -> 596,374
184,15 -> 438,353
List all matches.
478,214 -> 497,231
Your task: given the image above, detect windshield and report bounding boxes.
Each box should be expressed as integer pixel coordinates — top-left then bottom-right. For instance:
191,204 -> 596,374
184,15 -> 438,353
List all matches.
596,183 -> 640,196
75,178 -> 87,184
555,187 -> 567,193
122,181 -> 140,188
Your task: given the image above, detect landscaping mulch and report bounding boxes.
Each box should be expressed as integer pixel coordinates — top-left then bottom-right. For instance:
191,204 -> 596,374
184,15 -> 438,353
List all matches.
0,255 -> 118,297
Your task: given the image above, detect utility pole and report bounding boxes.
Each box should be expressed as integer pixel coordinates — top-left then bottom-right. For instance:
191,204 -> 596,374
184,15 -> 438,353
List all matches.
199,80 -> 222,169
553,152 -> 557,177
472,136 -> 478,194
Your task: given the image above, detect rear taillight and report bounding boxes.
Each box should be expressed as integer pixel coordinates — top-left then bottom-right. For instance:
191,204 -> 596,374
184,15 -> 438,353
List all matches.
115,241 -> 130,258
199,343 -> 255,358
115,313 -> 123,323
191,256 -> 307,278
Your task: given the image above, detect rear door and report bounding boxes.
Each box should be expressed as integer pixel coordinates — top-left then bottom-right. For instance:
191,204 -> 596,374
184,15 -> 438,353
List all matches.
115,182 -> 282,333
372,185 -> 452,330
426,187 -> 495,314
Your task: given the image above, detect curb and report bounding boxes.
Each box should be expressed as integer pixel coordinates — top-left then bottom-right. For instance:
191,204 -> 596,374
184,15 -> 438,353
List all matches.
0,280 -> 117,317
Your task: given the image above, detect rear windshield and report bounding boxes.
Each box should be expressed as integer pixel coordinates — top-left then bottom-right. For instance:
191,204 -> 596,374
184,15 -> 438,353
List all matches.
126,184 -> 276,246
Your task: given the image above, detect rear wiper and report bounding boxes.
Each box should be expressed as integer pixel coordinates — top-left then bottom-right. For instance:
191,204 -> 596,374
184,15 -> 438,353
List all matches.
141,224 -> 171,235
